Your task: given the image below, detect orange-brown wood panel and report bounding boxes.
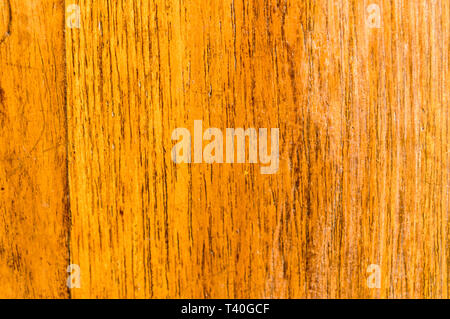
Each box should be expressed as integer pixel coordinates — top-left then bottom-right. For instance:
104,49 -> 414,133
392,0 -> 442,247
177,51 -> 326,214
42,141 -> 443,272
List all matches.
0,0 -> 68,298
66,0 -> 448,298
0,0 -> 447,299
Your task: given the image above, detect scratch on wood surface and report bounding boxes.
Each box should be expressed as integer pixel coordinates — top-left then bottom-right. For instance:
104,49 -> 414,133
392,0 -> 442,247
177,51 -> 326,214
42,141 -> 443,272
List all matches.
0,0 -> 12,46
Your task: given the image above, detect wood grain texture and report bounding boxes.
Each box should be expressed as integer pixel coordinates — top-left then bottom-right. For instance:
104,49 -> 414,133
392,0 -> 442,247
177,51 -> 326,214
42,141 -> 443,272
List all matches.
0,0 -> 68,298
0,0 -> 448,299
65,0 -> 449,298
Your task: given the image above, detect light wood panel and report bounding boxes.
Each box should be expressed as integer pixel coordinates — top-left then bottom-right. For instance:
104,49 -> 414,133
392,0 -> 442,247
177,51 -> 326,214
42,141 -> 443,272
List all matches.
0,0 -> 68,298
66,0 -> 449,298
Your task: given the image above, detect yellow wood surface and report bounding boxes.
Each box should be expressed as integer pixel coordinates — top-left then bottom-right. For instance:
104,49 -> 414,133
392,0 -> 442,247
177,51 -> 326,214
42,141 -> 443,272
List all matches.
0,0 -> 68,298
1,0 -> 449,298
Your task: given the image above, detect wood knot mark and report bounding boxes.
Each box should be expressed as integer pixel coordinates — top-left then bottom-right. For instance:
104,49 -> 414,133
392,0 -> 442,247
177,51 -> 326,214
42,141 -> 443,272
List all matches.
0,0 -> 12,46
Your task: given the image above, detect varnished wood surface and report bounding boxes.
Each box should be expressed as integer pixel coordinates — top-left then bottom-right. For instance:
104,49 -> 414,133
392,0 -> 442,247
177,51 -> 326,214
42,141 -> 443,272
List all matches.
1,0 -> 449,298
0,0 -> 68,298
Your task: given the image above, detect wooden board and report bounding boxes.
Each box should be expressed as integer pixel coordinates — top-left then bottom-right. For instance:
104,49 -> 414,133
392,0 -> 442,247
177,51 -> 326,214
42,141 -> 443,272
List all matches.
1,0 -> 449,298
0,0 -> 68,298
